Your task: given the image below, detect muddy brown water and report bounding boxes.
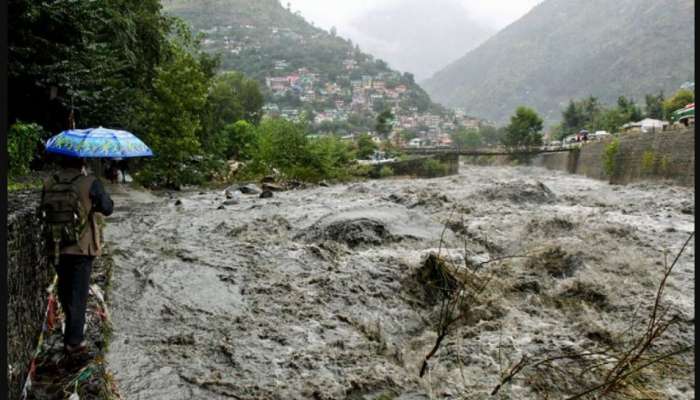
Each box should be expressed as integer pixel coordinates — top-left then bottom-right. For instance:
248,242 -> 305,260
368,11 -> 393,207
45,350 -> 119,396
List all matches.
104,164 -> 694,399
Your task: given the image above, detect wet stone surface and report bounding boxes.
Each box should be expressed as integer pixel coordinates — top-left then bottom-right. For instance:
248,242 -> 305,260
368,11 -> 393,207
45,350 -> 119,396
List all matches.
104,165 -> 694,399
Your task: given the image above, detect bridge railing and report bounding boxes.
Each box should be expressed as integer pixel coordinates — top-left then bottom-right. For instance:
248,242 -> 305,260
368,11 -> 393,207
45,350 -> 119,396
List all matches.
403,144 -> 575,155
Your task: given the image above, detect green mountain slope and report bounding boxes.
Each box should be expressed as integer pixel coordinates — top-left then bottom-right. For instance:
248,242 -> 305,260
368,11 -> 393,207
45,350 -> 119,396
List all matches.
161,0 -> 445,127
422,0 -> 695,125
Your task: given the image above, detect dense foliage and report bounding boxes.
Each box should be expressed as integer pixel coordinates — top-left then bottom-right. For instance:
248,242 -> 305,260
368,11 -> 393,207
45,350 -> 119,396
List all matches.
9,0 -> 279,187
375,110 -> 395,139
9,0 -> 171,133
450,128 -> 482,149
663,89 -> 694,117
355,133 -> 378,160
8,122 -> 44,177
239,118 -> 356,182
552,87 -> 694,139
502,107 -> 544,163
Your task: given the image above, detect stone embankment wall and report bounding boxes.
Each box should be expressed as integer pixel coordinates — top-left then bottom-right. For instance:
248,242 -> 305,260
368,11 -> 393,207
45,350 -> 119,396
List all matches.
464,128 -> 695,186
370,153 -> 459,178
7,191 -> 52,400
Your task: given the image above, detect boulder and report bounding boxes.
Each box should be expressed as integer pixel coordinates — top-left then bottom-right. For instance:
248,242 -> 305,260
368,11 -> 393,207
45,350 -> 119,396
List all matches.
262,183 -> 285,192
227,184 -> 261,196
223,190 -> 241,205
238,184 -> 261,195
259,190 -> 273,199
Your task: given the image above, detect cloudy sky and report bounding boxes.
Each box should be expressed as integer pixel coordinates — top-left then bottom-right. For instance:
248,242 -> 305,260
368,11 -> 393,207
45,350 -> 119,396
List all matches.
285,0 -> 544,80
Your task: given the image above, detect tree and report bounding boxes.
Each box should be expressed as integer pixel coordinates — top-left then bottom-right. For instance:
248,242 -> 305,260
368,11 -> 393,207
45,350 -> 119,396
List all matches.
375,109 -> 394,139
399,129 -> 417,142
479,125 -> 505,145
8,122 -> 44,177
502,107 -> 543,162
592,108 -> 625,133
220,120 -> 257,160
356,133 -> 377,159
663,89 -> 694,119
135,35 -> 211,188
617,96 -> 642,122
9,0 -> 172,132
561,100 -> 582,136
201,71 -> 263,154
645,92 -> 665,119
451,128 -> 482,149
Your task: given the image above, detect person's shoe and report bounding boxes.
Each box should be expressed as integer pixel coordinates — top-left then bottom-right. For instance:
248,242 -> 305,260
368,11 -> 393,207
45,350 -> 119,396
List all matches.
64,341 -> 88,354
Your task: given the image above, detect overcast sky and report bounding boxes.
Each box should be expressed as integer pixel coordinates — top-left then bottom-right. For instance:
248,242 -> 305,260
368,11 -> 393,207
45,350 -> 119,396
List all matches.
286,0 -> 543,32
284,0 -> 544,79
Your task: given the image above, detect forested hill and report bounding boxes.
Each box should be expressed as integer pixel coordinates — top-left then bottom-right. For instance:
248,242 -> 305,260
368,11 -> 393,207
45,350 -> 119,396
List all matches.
422,0 -> 695,125
161,0 -> 441,114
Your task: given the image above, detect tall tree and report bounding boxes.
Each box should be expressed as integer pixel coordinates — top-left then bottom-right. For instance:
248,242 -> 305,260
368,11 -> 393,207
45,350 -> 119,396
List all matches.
644,92 -> 665,119
375,109 -> 394,139
561,100 -> 582,137
502,106 -> 543,162
8,0 -> 171,132
201,71 -> 263,154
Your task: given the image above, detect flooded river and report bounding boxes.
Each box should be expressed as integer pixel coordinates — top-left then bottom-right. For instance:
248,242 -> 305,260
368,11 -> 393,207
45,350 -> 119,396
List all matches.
105,164 -> 694,399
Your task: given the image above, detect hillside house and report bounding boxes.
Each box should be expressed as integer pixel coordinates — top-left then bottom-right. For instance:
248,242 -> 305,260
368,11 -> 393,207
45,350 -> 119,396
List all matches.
266,77 -> 290,91
343,59 -> 357,70
274,60 -> 289,70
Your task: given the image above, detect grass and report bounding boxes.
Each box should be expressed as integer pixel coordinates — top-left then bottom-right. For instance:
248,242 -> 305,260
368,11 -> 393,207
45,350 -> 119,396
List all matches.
9,178 -> 43,191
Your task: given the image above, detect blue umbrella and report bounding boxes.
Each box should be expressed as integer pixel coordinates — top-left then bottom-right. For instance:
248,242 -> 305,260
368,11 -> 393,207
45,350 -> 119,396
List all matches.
45,127 -> 153,158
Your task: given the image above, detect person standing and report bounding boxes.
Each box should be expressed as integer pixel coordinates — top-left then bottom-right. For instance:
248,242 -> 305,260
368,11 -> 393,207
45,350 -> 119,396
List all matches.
117,158 -> 129,183
41,156 -> 114,354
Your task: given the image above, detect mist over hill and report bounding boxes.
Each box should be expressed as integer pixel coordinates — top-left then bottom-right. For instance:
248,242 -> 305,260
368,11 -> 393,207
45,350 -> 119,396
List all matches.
346,0 -> 495,81
422,0 -> 695,125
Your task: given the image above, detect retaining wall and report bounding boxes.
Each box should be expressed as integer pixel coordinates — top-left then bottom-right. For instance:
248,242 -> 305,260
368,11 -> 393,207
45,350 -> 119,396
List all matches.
466,128 -> 695,186
7,191 -> 52,400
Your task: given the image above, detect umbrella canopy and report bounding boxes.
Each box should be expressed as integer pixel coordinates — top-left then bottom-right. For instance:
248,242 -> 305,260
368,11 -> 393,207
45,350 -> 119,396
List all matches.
45,127 -> 153,158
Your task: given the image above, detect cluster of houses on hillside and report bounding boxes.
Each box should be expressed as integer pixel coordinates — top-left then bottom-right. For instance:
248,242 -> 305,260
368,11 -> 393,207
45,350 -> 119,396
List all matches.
262,62 -> 485,143
198,23 -> 487,144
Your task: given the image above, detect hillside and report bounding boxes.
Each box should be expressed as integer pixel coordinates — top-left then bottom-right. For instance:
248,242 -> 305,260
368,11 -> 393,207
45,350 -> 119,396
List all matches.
422,0 -> 695,125
162,0 -> 475,137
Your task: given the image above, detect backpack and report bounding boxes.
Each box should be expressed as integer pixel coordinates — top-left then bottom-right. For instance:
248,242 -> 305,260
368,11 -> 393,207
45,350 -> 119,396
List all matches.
41,174 -> 92,264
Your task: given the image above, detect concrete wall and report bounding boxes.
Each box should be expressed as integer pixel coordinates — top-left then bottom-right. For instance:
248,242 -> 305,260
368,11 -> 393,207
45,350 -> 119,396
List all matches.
7,190 -> 53,400
529,128 -> 694,186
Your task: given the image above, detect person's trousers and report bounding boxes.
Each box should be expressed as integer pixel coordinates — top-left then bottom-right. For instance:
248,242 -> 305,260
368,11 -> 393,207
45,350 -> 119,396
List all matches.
54,254 -> 94,346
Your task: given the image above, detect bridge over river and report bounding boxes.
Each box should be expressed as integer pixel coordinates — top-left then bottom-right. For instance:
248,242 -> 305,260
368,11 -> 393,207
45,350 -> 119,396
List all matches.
403,145 -> 575,156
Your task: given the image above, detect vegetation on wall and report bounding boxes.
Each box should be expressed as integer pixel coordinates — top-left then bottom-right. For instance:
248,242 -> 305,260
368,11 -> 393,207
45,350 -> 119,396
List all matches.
602,138 -> 620,178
